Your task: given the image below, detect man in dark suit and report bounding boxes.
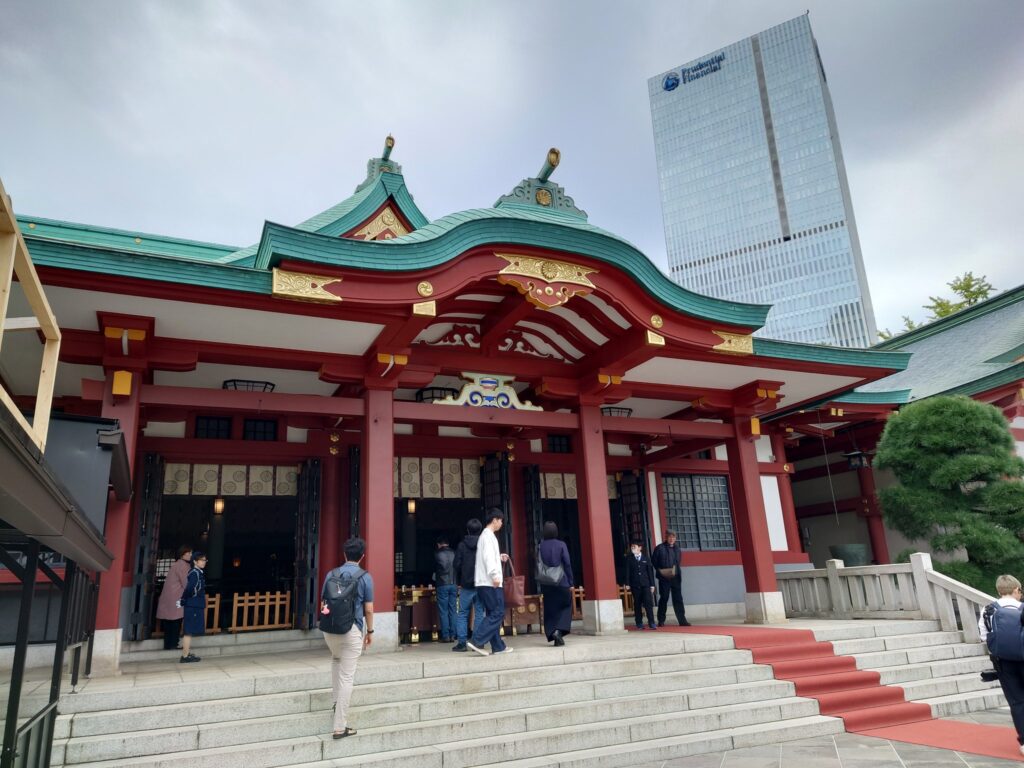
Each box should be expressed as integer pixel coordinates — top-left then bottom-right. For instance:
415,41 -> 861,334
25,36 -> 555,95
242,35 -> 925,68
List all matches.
624,539 -> 657,630
652,530 -> 691,627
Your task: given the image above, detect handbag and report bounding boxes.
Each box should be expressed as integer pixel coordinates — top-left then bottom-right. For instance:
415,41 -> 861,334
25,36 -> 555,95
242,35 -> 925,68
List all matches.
657,565 -> 678,579
502,558 -> 526,608
535,547 -> 565,587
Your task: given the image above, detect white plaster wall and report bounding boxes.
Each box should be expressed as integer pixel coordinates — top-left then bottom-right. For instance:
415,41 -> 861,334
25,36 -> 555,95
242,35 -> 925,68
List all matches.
755,436 -> 774,462
143,421 -> 186,438
714,445 -> 727,461
760,475 -> 788,551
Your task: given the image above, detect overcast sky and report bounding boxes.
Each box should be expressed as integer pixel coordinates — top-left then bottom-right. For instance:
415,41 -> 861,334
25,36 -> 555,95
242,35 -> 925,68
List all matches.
1,1 -> 1021,336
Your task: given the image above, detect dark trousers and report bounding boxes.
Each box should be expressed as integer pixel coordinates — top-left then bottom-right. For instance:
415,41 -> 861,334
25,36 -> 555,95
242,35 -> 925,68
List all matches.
998,658 -> 1024,743
470,586 -> 507,652
657,575 -> 687,625
161,618 -> 181,650
633,587 -> 655,627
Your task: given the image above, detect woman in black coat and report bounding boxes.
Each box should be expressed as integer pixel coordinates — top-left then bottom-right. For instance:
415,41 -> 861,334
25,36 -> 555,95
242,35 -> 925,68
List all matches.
537,521 -> 574,646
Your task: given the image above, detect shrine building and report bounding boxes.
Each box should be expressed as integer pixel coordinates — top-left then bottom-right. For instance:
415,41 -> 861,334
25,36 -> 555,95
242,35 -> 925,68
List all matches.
6,138 -> 912,661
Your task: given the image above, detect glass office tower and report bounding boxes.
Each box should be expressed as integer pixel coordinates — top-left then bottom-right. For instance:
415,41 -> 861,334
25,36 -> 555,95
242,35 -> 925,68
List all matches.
649,15 -> 877,346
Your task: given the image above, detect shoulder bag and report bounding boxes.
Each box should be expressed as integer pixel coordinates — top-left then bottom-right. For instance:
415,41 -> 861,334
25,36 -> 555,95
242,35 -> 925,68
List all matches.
535,546 -> 566,587
502,558 -> 526,608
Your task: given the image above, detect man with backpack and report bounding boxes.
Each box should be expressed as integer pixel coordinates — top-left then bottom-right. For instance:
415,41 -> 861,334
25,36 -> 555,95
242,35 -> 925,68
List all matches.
320,537 -> 374,740
980,574 -> 1024,755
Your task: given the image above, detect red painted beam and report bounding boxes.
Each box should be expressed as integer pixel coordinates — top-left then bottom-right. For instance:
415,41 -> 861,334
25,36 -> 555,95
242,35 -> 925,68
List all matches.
393,400 -> 578,430
479,293 -> 536,353
137,383 -> 365,417
600,414 -> 732,439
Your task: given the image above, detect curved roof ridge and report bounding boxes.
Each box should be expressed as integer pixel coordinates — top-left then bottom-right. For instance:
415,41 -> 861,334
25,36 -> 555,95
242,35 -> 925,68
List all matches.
256,207 -> 774,329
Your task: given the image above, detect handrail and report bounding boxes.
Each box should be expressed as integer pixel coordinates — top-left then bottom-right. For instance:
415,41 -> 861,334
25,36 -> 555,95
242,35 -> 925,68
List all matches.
778,552 -> 997,644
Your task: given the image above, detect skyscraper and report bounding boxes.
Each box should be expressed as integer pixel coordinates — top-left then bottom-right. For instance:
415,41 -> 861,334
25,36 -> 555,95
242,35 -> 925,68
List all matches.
649,14 -> 877,347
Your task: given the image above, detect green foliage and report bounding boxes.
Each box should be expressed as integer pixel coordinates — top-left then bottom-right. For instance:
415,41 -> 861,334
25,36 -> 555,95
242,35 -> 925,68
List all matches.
875,396 -> 1024,591
877,272 -> 995,340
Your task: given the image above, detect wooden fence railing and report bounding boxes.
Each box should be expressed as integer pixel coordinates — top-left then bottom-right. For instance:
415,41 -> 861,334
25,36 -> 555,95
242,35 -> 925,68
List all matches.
777,552 -> 994,638
229,591 -> 292,632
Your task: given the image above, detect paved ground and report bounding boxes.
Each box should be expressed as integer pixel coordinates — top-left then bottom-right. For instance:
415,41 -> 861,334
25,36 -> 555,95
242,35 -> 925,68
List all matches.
634,708 -> 1022,767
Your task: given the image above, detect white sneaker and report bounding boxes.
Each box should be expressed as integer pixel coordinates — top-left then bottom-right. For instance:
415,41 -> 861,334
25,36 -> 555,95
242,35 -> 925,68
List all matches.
466,641 -> 489,656
1019,744 -> 1024,756
492,647 -> 514,655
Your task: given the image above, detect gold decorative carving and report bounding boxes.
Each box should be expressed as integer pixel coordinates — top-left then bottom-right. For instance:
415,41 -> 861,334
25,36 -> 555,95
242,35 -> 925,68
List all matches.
351,205 -> 409,241
272,268 -> 343,303
650,314 -> 664,329
645,330 -> 665,346
417,281 -> 434,297
436,372 -> 542,411
495,253 -> 598,310
712,330 -> 754,356
535,188 -> 552,206
412,300 -> 436,317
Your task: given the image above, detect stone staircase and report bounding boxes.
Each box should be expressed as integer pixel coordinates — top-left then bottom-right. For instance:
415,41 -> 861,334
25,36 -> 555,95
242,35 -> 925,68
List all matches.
49,620 -> 1003,768
120,629 -> 322,664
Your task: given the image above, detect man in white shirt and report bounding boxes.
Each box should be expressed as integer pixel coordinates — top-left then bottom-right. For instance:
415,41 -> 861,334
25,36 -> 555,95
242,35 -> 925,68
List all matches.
980,574 -> 1024,755
467,508 -> 512,656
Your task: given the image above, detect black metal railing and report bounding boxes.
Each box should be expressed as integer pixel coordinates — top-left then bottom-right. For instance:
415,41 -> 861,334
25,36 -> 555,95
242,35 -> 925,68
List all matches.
1,536 -> 98,768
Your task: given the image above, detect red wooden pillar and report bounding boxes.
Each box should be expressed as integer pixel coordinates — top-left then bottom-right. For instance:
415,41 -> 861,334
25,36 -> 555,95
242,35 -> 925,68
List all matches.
96,370 -> 142,630
858,465 -> 891,564
508,438 -> 529,572
361,387 -> 395,612
771,433 -> 803,554
726,415 -> 783,622
319,450 -> 341,584
575,404 -> 618,601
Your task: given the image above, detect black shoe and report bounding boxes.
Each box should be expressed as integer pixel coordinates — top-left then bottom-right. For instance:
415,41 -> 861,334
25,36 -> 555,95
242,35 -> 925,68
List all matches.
179,654 -> 200,664
679,619 -> 692,627
451,643 -> 467,652
553,630 -> 565,647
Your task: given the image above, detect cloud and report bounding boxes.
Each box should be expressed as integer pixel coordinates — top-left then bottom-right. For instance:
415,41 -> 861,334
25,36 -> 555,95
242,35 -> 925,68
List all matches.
0,0 -> 1020,336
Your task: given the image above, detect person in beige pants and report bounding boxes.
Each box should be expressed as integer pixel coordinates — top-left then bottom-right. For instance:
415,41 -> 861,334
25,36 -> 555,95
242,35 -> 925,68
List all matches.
320,537 -> 374,739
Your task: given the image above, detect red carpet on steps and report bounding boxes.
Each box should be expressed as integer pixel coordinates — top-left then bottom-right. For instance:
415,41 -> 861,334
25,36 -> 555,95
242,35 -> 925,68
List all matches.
634,624 -> 1022,761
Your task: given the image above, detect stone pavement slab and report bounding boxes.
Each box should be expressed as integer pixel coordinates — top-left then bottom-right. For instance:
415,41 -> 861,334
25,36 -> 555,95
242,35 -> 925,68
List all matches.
630,707 -> 1023,767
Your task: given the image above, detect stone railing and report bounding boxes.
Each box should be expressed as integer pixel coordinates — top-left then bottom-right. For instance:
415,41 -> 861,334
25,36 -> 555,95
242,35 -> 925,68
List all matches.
777,552 -> 995,640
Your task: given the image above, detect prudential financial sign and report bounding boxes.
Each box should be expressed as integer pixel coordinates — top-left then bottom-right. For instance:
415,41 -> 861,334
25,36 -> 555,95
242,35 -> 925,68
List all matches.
663,52 -> 726,91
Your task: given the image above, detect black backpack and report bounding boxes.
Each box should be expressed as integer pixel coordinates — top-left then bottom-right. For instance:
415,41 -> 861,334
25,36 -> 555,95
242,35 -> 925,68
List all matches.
319,566 -> 364,635
984,601 -> 1024,661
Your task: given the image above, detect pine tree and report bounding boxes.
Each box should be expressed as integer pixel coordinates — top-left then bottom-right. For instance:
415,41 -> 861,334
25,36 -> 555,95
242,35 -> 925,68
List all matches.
874,396 -> 1024,591
877,272 -> 995,341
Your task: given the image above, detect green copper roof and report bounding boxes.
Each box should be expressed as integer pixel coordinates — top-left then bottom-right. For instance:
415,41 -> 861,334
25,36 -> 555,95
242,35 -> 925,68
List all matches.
218,171 -> 429,266
255,208 -> 773,328
859,283 -> 1024,401
752,338 -> 912,371
17,216 -> 240,262
832,389 -> 913,405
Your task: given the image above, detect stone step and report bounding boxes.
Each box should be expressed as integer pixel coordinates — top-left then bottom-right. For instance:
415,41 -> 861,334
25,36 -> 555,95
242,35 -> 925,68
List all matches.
476,715 -> 845,768
829,630 -> 965,656
59,640 -> 746,715
54,696 -> 822,768
849,641 -> 986,672
123,629 -> 313,654
58,658 -> 776,742
923,687 -> 1007,718
900,671 -> 1003,702
122,638 -> 323,663
55,672 -> 796,763
875,653 -> 993,686
802,620 -> 941,642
